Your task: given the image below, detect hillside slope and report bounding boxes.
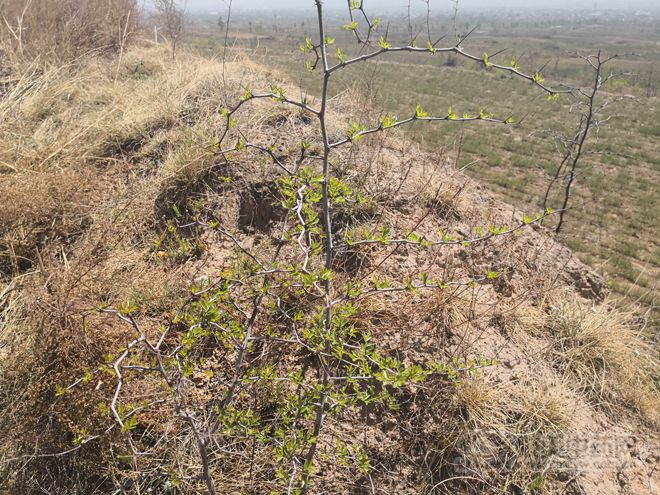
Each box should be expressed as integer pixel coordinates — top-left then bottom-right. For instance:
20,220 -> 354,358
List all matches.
0,46 -> 658,495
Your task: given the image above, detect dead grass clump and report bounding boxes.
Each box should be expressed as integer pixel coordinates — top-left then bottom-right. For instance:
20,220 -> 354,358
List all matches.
0,169 -> 93,274
421,376 -> 575,494
545,298 -> 659,424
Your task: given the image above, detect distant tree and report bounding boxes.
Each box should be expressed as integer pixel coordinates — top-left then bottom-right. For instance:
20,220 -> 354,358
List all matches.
542,51 -> 628,233
154,0 -> 184,60
217,15 -> 224,31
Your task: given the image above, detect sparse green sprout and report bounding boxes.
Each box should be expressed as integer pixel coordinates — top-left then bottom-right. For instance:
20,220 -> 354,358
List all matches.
240,85 -> 252,101
324,37 -> 335,45
483,52 -> 491,67
343,21 -> 358,31
270,85 -> 286,102
479,108 -> 493,119
372,275 -> 392,290
415,104 -> 429,119
533,71 -> 545,84
97,402 -> 110,416
118,300 -> 137,315
300,37 -> 313,53
347,122 -> 366,141
337,47 -> 346,65
121,415 -> 139,433
528,474 -> 545,492
448,106 -> 459,120
380,113 -> 397,129
73,429 -> 89,446
376,226 -> 391,244
378,36 -> 391,50
439,228 -> 457,242
427,41 -> 436,53
546,92 -> 559,102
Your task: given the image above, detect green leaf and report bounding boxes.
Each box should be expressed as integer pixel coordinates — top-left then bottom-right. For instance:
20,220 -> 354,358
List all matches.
415,104 -> 429,119
121,415 -> 139,433
379,36 -> 391,50
343,21 -> 358,31
73,430 -> 89,446
427,41 -> 436,53
270,85 -> 286,102
347,122 -> 365,141
528,474 -> 545,492
380,113 -> 397,129
533,71 -> 545,84
300,37 -> 313,53
240,85 -> 252,101
324,37 -> 335,45
337,47 -> 345,65
483,52 -> 490,67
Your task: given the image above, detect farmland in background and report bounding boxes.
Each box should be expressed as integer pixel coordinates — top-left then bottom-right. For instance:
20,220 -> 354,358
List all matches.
188,6 -> 659,316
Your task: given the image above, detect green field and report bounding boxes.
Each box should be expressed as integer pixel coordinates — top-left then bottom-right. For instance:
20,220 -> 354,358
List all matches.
190,7 -> 659,315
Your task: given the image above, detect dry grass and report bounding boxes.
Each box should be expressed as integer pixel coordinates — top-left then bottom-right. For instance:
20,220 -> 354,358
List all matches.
428,376 -> 576,494
0,43 -> 281,276
0,45 -> 277,493
545,298 -> 659,424
0,0 -> 138,62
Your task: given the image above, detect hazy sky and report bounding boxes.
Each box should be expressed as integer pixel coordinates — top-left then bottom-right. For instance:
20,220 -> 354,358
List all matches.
185,0 -> 660,12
